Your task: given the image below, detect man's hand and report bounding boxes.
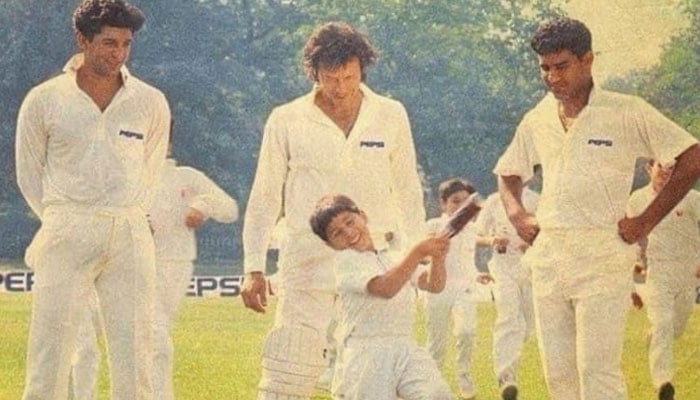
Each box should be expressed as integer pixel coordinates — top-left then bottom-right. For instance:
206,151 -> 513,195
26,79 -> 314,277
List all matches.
241,271 -> 268,313
476,272 -> 494,285
511,212 -> 540,245
185,208 -> 206,229
617,215 -> 652,244
631,292 -> 644,310
492,237 -> 509,254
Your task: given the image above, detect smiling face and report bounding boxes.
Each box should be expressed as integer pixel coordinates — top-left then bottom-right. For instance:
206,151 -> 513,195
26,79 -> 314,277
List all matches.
77,25 -> 133,79
324,210 -> 373,252
538,49 -> 593,102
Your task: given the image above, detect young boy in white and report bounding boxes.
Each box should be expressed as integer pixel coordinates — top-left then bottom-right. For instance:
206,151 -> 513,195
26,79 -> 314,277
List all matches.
475,187 -> 538,399
423,178 -> 480,399
626,160 -> 700,398
309,194 -> 453,400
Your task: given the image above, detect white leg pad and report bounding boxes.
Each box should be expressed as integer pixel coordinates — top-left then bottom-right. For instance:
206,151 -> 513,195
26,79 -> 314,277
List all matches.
258,324 -> 327,398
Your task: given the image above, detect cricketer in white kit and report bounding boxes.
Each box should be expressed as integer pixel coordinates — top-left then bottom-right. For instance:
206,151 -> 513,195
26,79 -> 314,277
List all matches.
308,194 -> 452,400
496,18 -> 700,400
423,179 -> 481,399
15,1 -> 171,398
475,187 -> 538,396
241,22 -> 425,400
626,160 -> 700,394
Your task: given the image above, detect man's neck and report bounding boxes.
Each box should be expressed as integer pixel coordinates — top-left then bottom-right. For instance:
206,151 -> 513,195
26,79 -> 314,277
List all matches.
315,90 -> 363,136
559,79 -> 593,118
76,67 -> 123,111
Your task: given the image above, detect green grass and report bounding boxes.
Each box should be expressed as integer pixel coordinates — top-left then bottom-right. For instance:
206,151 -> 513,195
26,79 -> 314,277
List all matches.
1,293 -> 699,399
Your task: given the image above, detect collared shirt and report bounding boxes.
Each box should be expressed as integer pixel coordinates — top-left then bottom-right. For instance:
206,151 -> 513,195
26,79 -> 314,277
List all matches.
16,53 -> 171,218
243,84 -> 426,287
494,87 -> 697,232
335,249 -> 418,341
149,159 -> 238,261
627,186 -> 700,288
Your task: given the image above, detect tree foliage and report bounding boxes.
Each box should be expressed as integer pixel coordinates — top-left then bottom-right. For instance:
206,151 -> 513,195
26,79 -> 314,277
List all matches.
1,0 -> 567,262
607,0 -> 700,137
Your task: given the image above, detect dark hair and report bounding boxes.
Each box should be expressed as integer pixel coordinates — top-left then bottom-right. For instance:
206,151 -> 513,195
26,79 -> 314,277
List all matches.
73,0 -> 145,41
302,21 -> 378,82
530,18 -> 592,58
438,178 -> 475,202
309,194 -> 361,242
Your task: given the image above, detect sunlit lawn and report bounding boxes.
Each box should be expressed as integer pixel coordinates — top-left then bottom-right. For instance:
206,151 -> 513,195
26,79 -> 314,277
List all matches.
1,292 -> 699,399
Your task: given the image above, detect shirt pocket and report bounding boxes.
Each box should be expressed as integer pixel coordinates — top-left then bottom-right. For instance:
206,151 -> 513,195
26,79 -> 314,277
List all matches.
112,125 -> 146,165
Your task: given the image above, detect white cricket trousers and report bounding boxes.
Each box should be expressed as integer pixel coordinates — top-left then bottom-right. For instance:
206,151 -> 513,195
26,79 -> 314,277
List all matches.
490,261 -> 534,386
70,292 -> 102,400
523,229 -> 636,400
152,260 -> 194,400
333,336 -> 453,400
423,288 -> 476,396
644,275 -> 696,389
70,260 -> 193,400
22,206 -> 155,400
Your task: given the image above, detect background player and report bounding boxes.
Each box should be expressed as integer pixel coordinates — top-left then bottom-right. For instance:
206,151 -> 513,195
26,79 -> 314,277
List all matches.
423,178 -> 480,399
70,136 -> 238,400
475,184 -> 538,400
626,159 -> 700,399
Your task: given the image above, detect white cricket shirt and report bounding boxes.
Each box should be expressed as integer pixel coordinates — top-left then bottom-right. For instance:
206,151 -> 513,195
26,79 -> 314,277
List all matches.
627,186 -> 700,288
16,54 -> 171,218
148,159 -> 238,261
494,87 -> 697,232
476,189 -> 539,270
334,249 -> 418,341
243,84 -> 426,289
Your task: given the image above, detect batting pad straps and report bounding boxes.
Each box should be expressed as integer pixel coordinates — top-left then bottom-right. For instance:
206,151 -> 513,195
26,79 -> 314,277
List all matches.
258,324 -> 327,398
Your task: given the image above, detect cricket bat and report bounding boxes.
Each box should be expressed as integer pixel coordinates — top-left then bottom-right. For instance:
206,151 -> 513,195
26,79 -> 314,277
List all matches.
441,192 -> 482,238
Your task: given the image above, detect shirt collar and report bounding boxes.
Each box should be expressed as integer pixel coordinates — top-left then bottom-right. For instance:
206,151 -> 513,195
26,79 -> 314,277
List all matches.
541,81 -> 600,125
586,82 -> 601,105
304,82 -> 375,107
62,53 -> 132,87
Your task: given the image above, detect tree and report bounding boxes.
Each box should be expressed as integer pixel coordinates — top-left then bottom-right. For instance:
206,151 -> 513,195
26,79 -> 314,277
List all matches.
1,0 -> 563,262
607,0 -> 700,138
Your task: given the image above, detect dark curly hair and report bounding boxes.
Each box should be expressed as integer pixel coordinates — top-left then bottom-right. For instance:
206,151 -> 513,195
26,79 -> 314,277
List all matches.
530,18 -> 591,58
302,21 -> 378,82
73,0 -> 145,41
309,194 -> 362,243
438,178 -> 475,202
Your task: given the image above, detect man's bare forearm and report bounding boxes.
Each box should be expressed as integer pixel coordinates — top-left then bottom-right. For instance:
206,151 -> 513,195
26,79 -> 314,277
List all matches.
498,175 -> 526,222
640,144 -> 700,231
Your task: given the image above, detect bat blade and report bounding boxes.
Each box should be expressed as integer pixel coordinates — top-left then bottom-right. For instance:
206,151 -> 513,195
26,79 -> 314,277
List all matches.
441,192 -> 482,238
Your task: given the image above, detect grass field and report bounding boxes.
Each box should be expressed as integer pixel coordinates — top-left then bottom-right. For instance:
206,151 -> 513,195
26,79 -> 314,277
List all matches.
1,293 -> 699,399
